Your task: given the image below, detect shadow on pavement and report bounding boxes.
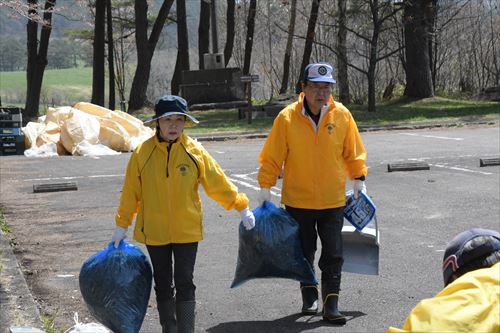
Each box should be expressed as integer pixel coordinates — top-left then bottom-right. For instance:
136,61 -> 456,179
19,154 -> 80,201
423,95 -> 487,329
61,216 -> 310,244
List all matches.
206,311 -> 366,333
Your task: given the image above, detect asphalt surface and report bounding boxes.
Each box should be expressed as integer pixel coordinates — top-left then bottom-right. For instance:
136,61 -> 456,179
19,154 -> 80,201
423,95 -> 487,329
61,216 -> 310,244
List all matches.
1,118 -> 499,332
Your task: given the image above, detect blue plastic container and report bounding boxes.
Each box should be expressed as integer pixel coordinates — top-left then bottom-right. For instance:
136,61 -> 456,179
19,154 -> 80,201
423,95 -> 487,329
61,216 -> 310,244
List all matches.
344,190 -> 377,231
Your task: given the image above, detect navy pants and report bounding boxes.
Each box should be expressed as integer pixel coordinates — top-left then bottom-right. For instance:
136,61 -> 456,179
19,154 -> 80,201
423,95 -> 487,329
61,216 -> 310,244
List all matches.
147,242 -> 198,303
286,206 -> 344,292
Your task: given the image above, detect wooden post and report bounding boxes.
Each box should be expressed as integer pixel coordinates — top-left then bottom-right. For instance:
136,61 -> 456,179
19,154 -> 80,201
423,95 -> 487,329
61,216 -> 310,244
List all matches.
240,74 -> 259,125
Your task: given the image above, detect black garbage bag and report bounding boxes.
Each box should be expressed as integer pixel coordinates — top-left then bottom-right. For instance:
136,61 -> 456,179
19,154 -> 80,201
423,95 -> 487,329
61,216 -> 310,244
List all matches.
231,201 -> 318,288
79,240 -> 153,333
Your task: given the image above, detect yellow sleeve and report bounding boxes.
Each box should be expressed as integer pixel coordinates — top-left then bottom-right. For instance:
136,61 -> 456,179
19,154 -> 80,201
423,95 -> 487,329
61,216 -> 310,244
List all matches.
199,147 -> 249,211
258,113 -> 288,188
115,152 -> 141,228
343,112 -> 367,180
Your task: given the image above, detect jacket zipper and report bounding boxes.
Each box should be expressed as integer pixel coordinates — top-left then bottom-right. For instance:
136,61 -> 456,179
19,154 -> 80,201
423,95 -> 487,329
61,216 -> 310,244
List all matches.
166,143 -> 172,177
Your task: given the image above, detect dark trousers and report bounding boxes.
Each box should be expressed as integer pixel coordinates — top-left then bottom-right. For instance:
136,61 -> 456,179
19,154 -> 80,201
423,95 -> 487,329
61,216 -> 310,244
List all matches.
286,206 -> 344,292
147,242 -> 198,303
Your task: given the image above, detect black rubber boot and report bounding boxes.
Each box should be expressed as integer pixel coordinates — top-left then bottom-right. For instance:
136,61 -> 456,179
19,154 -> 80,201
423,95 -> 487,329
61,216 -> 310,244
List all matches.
321,285 -> 346,325
301,285 -> 319,314
157,298 -> 177,333
176,300 -> 196,333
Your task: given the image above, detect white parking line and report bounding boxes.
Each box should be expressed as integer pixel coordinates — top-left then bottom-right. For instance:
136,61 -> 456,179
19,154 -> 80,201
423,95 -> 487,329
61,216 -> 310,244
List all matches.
400,133 -> 464,141
429,163 -> 492,175
22,174 -> 124,182
229,175 -> 281,198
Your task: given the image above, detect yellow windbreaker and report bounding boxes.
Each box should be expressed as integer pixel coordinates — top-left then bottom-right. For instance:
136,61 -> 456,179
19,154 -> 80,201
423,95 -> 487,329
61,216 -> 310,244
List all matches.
387,262 -> 500,333
258,93 -> 367,209
115,132 -> 249,245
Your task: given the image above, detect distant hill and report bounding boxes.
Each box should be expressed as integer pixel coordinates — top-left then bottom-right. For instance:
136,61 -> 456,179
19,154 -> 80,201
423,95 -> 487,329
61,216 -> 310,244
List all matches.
0,0 -> 200,43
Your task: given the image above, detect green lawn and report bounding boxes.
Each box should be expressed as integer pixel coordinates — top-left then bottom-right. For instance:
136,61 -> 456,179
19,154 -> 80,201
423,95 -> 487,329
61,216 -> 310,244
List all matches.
1,67 -> 92,90
2,68 -> 498,133
183,97 -> 500,135
349,97 -> 500,124
1,67 -> 93,108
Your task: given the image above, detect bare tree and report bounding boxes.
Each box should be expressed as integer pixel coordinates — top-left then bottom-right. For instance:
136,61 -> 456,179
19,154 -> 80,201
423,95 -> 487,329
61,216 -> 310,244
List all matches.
279,0 -> 297,94
243,0 -> 257,75
224,0 -> 236,66
91,0 -> 105,106
106,0 -> 115,110
25,0 -> 56,120
198,0 -> 210,69
171,0 -> 190,95
403,0 -> 435,98
112,3 -> 135,112
296,0 -> 321,93
128,0 -> 174,112
336,0 -> 350,103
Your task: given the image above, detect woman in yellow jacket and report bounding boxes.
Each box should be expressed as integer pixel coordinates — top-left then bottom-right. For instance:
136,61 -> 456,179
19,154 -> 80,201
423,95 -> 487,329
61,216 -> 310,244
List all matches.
111,95 -> 255,333
258,63 -> 368,325
388,228 -> 500,333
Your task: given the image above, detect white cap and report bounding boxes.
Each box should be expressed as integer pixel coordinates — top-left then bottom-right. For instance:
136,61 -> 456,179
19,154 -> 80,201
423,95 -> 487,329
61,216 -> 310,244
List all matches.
303,63 -> 336,83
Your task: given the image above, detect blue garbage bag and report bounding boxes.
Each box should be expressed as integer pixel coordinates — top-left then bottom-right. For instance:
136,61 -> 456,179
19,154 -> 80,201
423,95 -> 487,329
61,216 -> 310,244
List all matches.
231,201 -> 318,288
79,240 -> 153,333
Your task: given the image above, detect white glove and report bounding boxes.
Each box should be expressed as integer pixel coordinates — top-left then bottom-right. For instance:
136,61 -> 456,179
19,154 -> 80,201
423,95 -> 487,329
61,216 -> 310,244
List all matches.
111,226 -> 127,248
239,208 -> 256,230
258,188 -> 271,205
353,180 -> 367,199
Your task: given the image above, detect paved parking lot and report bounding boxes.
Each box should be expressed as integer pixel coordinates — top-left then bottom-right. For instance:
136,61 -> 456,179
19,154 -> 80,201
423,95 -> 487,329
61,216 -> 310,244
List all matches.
1,125 -> 499,332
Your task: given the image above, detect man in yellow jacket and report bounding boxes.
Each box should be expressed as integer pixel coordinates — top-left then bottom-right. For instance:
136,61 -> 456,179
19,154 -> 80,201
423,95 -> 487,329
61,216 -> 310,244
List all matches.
258,63 -> 368,325
111,95 -> 256,333
388,228 -> 500,332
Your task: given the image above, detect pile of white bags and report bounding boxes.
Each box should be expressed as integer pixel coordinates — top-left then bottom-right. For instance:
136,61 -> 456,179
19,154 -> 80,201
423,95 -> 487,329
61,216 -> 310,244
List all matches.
22,102 -> 153,157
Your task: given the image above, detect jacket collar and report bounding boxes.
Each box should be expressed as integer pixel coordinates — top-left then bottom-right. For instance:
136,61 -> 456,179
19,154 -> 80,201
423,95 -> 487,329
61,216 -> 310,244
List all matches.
153,131 -> 188,151
298,92 -> 335,118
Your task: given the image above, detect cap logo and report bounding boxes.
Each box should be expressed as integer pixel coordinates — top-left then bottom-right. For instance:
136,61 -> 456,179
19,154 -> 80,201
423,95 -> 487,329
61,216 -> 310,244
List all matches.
318,66 -> 328,75
442,254 -> 458,272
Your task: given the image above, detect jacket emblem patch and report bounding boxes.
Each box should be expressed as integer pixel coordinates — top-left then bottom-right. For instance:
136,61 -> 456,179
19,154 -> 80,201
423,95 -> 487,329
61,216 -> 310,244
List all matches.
177,164 -> 190,176
326,123 -> 335,134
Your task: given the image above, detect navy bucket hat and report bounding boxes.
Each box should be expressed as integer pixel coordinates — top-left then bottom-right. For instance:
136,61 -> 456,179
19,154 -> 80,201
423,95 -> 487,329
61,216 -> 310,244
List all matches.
442,228 -> 500,285
144,95 -> 199,127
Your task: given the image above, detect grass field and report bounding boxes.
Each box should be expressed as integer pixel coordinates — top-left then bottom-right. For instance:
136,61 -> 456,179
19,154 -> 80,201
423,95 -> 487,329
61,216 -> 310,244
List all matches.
183,97 -> 500,135
2,68 -> 499,134
1,67 -> 93,108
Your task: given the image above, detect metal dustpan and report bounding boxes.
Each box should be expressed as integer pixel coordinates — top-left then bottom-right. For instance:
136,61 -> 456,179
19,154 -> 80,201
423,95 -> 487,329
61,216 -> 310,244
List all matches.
342,216 -> 379,275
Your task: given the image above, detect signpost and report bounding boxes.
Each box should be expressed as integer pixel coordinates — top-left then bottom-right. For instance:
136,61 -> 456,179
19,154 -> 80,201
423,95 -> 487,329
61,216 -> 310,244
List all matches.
240,75 -> 259,124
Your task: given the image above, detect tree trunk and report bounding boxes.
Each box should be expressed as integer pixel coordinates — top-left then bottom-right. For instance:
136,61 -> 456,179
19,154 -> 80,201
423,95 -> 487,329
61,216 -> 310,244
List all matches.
224,0 -> 235,67
91,0 -> 106,106
367,0 -> 381,113
279,0 -> 297,95
403,0 -> 434,98
427,0 -> 438,91
25,0 -> 55,121
336,0 -> 350,103
242,0 -> 257,75
171,0 -> 190,95
198,0 -> 210,69
128,0 -> 174,112
296,0 -> 321,93
106,0 -> 115,110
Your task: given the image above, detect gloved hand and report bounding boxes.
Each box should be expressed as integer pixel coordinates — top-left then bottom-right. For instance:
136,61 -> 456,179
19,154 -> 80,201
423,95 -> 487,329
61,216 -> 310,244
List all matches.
258,188 -> 271,205
353,180 -> 367,199
111,226 -> 128,248
239,208 -> 256,230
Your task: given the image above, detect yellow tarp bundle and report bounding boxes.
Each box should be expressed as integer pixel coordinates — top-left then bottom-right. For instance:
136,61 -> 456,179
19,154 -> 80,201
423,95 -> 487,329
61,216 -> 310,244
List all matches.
23,103 -> 153,156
